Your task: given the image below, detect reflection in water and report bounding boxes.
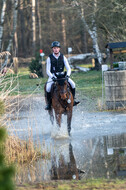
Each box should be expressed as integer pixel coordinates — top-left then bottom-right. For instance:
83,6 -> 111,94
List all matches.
51,143 -> 82,180
84,133 -> 126,179
115,148 -> 126,177
15,133 -> 126,184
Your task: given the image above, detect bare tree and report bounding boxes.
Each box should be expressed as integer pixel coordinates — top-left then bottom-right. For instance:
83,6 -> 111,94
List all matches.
71,0 -> 102,65
19,0 -> 27,56
2,0 -> 18,69
6,0 -> 18,52
61,0 -> 67,51
31,0 -> 36,55
0,0 -> 7,51
36,0 -> 42,49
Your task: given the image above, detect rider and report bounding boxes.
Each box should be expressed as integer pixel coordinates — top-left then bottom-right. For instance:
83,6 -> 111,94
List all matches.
45,41 -> 80,110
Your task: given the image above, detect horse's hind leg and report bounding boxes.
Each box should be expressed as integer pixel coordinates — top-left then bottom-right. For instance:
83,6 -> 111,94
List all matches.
67,111 -> 72,136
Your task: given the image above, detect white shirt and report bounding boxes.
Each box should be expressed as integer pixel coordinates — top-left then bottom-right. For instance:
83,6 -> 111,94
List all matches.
46,52 -> 71,78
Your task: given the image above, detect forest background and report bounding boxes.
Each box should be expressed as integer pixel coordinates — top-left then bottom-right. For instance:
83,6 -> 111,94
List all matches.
0,0 -> 126,66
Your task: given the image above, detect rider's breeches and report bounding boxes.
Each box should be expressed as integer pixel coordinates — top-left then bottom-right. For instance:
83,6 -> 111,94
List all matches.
46,77 -> 75,93
46,77 -> 54,92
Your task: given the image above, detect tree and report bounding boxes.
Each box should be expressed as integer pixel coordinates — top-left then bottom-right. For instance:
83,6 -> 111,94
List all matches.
61,0 -> 67,51
2,0 -> 18,70
0,0 -> 7,52
31,0 -> 36,55
69,0 -> 103,66
36,0 -> 42,49
6,0 -> 18,52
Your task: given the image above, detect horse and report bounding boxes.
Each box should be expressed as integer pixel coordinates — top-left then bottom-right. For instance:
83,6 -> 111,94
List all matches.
44,72 -> 74,136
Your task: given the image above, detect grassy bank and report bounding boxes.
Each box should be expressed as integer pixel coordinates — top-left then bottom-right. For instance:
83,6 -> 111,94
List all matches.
2,67 -> 102,98
17,178 -> 126,190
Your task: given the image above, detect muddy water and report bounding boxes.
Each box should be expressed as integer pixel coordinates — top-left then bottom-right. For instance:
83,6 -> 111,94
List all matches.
6,96 -> 126,183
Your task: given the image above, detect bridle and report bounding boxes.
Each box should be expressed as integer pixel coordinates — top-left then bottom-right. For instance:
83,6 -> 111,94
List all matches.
55,79 -> 72,110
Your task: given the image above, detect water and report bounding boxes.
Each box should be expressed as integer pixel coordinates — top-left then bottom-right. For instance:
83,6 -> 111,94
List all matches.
6,95 -> 126,183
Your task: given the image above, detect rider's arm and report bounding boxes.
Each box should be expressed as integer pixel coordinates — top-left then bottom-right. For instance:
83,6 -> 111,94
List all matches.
46,57 -> 53,78
63,56 -> 71,77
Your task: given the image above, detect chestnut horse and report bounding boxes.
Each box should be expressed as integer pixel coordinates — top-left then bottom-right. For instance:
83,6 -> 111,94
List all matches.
44,72 -> 74,136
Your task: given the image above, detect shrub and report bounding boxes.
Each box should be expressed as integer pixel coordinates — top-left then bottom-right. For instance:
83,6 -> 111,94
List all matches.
0,128 -> 15,190
113,62 -> 119,68
29,53 -> 43,77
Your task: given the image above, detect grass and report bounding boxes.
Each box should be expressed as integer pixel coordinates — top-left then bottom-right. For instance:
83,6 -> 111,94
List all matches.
71,70 -> 102,99
1,71 -> 44,96
2,67 -> 102,99
17,178 -> 126,190
5,135 -> 43,165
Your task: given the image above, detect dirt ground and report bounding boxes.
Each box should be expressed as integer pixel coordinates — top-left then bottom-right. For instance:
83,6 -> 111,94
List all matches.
16,179 -> 126,190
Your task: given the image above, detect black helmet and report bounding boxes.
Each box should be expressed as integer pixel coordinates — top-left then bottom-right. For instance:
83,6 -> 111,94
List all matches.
51,41 -> 60,48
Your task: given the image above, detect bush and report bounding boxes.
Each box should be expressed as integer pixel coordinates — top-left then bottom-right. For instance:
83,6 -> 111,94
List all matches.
113,62 -> 119,68
0,128 -> 15,190
29,53 -> 43,77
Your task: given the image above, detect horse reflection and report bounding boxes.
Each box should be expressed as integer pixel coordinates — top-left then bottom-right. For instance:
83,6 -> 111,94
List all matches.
50,143 -> 84,180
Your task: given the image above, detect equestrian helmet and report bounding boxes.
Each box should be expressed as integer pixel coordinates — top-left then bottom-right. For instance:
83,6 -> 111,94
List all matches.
51,41 -> 60,48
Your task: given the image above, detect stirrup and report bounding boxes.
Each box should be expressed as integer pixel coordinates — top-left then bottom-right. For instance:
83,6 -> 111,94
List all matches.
73,101 -> 80,106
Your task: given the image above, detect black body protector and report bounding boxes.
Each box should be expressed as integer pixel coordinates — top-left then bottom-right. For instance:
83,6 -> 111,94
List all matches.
49,53 -> 64,74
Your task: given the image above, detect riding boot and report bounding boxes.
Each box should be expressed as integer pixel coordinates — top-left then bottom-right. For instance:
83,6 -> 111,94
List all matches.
71,88 -> 80,106
45,92 -> 52,110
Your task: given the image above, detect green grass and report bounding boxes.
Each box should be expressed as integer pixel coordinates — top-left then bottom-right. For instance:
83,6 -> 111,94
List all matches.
17,178 -> 126,190
0,68 -> 46,95
71,70 -> 102,99
0,68 -> 102,99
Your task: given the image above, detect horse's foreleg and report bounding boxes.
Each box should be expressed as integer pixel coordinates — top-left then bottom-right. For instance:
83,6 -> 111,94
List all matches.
55,113 -> 62,128
48,109 -> 54,125
67,111 -> 72,136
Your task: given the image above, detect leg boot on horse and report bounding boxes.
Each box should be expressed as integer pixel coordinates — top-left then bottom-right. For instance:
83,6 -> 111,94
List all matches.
45,92 -> 52,110
71,88 -> 80,106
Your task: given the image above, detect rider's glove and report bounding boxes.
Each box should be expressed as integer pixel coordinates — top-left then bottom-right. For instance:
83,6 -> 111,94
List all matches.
52,77 -> 56,82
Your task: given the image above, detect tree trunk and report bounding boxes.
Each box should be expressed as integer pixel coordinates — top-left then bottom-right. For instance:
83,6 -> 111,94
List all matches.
74,0 -> 102,66
6,0 -> 18,52
0,0 -> 7,51
61,0 -> 67,52
3,0 -> 18,69
19,0 -> 27,57
92,0 -> 102,67
81,8 -> 87,53
36,0 -> 42,49
31,0 -> 36,55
